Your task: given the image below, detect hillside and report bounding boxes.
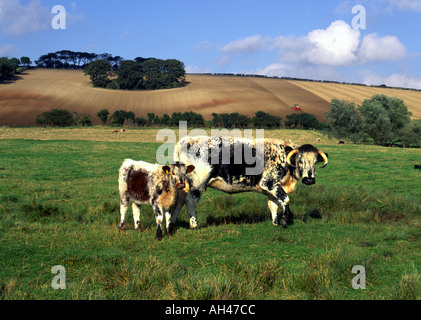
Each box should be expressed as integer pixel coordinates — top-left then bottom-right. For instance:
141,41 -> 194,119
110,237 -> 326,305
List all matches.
0,69 -> 420,126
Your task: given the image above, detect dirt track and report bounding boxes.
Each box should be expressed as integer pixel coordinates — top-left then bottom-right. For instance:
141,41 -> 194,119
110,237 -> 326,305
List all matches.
0,70 -> 420,126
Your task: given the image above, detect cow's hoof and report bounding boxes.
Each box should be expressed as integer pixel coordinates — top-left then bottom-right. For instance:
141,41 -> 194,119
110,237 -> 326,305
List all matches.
135,221 -> 142,231
119,222 -> 126,231
166,228 -> 173,237
189,217 -> 198,229
282,219 -> 288,229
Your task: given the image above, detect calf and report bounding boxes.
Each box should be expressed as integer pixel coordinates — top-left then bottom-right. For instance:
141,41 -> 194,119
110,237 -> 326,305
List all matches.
118,159 -> 195,240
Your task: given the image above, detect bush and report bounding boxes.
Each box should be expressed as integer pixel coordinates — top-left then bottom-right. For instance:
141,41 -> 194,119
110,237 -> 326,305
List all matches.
252,111 -> 282,129
36,109 -> 75,127
285,113 -> 320,130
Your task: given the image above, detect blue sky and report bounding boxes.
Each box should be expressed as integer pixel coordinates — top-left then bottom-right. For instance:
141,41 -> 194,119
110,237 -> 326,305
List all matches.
1,0 -> 421,88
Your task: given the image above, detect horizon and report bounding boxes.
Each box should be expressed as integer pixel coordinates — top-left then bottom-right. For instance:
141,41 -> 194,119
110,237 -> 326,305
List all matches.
1,0 -> 421,89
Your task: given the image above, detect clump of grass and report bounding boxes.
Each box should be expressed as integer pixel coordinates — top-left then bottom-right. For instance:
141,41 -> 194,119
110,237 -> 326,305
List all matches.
391,271 -> 421,300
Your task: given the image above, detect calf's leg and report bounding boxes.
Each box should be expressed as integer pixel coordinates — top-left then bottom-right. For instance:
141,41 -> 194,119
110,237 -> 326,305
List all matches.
154,205 -> 164,240
132,202 -> 142,230
119,196 -> 130,230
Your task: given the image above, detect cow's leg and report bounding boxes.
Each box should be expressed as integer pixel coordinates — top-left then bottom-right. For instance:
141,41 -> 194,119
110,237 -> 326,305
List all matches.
185,189 -> 202,229
119,196 -> 130,230
132,202 -> 142,231
154,205 -> 164,241
268,198 -> 280,226
169,189 -> 187,225
271,187 -> 291,228
284,204 -> 294,226
165,211 -> 172,236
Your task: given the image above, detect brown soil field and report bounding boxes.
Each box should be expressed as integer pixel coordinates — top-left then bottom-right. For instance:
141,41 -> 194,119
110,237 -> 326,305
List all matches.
0,69 -> 420,126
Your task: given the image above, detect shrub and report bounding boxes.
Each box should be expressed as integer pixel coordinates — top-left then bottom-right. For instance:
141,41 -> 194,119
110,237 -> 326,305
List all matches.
36,109 -> 75,127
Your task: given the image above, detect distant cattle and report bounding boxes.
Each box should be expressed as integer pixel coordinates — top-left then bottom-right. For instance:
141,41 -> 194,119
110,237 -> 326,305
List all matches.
338,141 -> 345,144
415,165 -> 421,170
113,130 -> 120,134
118,159 -> 195,240
170,136 -> 328,229
121,129 -> 127,133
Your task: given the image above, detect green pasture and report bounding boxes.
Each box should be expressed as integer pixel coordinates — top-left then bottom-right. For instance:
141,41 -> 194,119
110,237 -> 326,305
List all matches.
0,136 -> 420,300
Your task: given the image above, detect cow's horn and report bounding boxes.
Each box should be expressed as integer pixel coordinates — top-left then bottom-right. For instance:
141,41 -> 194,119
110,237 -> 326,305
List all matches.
318,150 -> 328,168
286,149 -> 299,166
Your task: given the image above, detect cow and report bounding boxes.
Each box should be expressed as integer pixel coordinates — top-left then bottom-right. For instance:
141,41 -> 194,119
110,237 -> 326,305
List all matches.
118,159 -> 195,240
170,136 -> 328,229
113,130 -> 120,134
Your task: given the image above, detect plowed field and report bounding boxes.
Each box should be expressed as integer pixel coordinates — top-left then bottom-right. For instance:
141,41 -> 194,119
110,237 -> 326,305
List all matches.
1,69 -> 420,126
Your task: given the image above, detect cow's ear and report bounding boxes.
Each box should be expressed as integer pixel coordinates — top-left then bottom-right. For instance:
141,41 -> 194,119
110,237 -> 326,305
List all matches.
163,166 -> 171,175
317,152 -> 329,162
186,165 -> 195,173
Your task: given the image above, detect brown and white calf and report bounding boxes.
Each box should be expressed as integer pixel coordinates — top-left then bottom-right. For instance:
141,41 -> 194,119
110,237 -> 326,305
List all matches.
118,159 -> 195,240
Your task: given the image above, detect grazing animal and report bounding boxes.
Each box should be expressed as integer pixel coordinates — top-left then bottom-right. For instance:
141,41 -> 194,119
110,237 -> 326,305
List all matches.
170,136 -> 328,229
113,130 -> 120,134
121,129 -> 127,133
338,141 -> 345,144
118,159 -> 195,240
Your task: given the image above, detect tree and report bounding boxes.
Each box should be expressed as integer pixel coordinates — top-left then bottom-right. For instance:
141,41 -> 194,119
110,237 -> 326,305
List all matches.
326,99 -> 363,143
117,60 -> 142,90
97,109 -> 110,125
236,114 -> 251,129
252,111 -> 282,129
0,57 -> 15,79
36,109 -> 75,127
20,56 -> 32,68
400,120 -> 421,147
359,95 -> 412,146
135,117 -> 147,127
83,59 -> 112,88
147,113 -> 156,126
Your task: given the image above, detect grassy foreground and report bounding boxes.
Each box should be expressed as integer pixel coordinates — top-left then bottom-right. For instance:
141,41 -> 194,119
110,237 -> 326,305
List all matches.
0,129 -> 420,300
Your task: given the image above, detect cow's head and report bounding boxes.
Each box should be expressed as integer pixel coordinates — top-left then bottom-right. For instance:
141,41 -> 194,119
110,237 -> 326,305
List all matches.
162,162 -> 195,189
286,144 -> 328,185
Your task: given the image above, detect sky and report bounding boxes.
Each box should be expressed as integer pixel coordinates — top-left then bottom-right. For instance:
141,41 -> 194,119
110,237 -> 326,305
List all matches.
1,0 -> 421,88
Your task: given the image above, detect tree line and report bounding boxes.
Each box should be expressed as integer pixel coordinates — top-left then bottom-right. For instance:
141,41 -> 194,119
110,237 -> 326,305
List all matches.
83,58 -> 185,90
33,50 -> 186,91
35,50 -> 123,70
0,57 -> 32,80
326,94 -> 420,147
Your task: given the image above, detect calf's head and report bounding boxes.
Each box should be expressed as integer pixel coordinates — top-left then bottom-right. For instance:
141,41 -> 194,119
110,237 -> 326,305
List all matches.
162,163 -> 195,189
286,144 -> 328,185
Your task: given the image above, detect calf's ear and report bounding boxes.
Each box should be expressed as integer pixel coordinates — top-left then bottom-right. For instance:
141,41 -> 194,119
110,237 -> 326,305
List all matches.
162,166 -> 171,175
187,165 -> 195,173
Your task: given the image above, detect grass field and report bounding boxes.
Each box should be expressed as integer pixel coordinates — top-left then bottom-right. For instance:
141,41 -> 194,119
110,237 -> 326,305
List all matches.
1,70 -> 420,127
0,128 -> 420,300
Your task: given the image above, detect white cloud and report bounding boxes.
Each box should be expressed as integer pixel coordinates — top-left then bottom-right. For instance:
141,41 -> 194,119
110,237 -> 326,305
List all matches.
219,35 -> 270,54
192,40 -> 214,52
185,65 -> 212,74
0,0 -> 50,36
217,55 -> 230,67
359,33 -> 406,63
361,70 -> 421,89
382,0 -> 421,11
224,20 -> 406,67
305,20 -> 361,66
0,44 -> 19,56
